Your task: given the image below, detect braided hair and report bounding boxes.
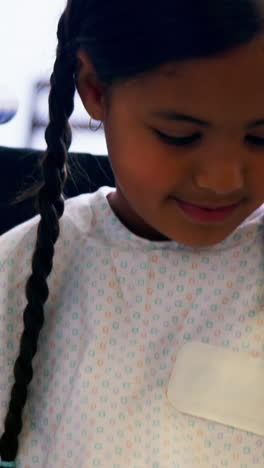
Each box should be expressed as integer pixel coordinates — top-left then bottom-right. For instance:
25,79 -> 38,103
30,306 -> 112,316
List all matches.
1,0 -> 263,463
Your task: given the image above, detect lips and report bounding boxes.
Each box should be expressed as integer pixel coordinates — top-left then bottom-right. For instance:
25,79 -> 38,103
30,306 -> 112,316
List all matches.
175,198 -> 242,210
173,197 -> 243,224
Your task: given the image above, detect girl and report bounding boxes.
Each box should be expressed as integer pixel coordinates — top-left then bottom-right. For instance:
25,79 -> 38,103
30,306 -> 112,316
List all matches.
1,0 -> 264,466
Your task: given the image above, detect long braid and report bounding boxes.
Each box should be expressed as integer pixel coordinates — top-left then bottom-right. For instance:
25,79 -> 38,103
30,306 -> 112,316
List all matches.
0,11 -> 77,463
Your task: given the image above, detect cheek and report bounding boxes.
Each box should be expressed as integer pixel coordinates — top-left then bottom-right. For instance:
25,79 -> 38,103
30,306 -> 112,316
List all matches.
111,149 -> 177,195
246,159 -> 264,198
107,132 -> 184,193
104,113 -> 192,194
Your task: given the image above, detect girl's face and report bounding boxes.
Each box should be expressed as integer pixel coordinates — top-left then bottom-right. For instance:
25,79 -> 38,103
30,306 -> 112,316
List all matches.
79,34 -> 264,247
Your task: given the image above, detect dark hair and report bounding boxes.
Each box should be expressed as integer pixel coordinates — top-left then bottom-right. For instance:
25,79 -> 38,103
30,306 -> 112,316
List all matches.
1,0 -> 263,462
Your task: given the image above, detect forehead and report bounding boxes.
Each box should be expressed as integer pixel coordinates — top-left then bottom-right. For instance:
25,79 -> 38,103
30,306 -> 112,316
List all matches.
115,34 -> 264,122
144,35 -> 264,84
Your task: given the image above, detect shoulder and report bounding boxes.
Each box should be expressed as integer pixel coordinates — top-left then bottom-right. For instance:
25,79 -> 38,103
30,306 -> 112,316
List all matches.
0,213 -> 40,284
60,186 -> 114,242
0,187 -> 114,369
0,187 -> 111,284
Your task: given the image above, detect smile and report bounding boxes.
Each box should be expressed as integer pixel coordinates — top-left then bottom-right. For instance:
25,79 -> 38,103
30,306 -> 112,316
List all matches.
173,198 -> 243,224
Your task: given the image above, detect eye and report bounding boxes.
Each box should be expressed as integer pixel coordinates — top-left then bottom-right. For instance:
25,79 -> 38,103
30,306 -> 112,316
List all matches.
246,135 -> 264,146
153,129 -> 201,146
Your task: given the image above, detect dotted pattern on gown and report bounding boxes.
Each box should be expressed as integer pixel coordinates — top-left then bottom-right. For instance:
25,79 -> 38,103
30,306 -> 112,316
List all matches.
0,186 -> 264,467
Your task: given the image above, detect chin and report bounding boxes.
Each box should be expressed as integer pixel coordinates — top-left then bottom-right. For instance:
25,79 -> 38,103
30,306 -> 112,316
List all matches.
171,226 -> 235,248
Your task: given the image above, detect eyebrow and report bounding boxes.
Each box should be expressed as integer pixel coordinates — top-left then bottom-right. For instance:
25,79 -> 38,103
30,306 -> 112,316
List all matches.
151,111 -> 264,129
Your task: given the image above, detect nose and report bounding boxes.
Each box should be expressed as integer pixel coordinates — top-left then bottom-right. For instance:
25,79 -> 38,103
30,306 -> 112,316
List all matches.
195,158 -> 245,195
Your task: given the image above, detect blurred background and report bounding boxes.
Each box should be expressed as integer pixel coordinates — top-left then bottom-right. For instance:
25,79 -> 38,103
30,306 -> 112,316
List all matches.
0,0 -> 108,154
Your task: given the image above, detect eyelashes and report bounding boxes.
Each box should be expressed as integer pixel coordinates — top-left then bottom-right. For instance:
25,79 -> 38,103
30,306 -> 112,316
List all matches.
153,129 -> 201,146
245,135 -> 264,146
154,129 -> 264,147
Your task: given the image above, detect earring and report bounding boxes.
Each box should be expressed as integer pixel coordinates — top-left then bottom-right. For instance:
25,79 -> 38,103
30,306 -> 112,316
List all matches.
88,117 -> 103,131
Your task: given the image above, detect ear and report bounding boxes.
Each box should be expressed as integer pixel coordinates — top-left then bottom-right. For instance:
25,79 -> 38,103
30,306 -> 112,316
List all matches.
75,50 -> 106,121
